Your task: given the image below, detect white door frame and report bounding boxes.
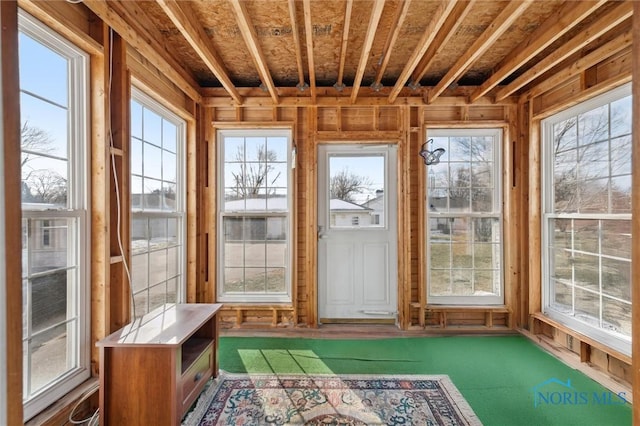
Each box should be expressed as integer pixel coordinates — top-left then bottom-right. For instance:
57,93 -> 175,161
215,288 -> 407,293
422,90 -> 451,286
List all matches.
317,144 -> 398,322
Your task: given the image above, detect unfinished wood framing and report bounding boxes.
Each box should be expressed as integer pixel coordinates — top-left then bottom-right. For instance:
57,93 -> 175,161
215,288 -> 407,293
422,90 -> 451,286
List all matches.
632,2 -> 640,424
1,2 -> 23,424
4,1 -> 639,423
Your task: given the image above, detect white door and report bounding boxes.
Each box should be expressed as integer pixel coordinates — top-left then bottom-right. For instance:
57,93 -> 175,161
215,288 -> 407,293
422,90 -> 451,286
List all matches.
318,145 -> 398,321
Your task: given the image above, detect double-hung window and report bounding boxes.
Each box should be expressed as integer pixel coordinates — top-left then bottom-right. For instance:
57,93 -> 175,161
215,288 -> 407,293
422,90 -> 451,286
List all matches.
218,129 -> 292,303
19,10 -> 90,420
542,84 -> 631,355
426,129 -> 503,305
130,89 -> 186,317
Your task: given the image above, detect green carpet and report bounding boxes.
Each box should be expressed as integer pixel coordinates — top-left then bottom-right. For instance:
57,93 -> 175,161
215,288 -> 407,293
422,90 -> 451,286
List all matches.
219,335 -> 631,426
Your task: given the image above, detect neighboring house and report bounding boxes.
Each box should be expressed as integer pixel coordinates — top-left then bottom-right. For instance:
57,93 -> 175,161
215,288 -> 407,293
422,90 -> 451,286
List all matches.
224,197 -> 288,240
329,198 -> 372,227
360,189 -> 384,226
131,193 -> 178,243
428,197 -> 451,234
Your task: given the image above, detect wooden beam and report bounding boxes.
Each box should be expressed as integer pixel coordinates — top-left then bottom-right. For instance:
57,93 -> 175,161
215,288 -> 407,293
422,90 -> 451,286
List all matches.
632,3 -> 640,424
287,0 -> 305,88
186,113 -> 197,303
302,0 -> 317,101
521,29 -> 632,102
350,0 -> 385,103
1,2 -> 23,423
495,1 -> 633,101
372,0 -> 412,87
155,0 -> 242,104
83,0 -> 202,102
202,94 -> 516,108
428,0 -> 533,104
469,0 -> 606,103
90,20 -> 109,376
532,72 -> 631,120
229,0 -> 278,104
410,0 -> 475,85
108,33 -> 131,329
336,0 -> 353,90
527,104 -> 541,324
306,106 -> 318,326
388,0 -> 458,103
18,0 -> 103,55
127,50 -> 195,121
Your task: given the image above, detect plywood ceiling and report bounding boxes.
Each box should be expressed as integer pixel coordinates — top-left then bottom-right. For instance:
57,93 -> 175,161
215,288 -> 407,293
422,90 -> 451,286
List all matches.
87,0 -> 632,103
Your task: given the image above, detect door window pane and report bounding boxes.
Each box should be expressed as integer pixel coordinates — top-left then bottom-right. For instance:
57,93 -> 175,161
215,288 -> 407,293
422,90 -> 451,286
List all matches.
329,155 -> 385,229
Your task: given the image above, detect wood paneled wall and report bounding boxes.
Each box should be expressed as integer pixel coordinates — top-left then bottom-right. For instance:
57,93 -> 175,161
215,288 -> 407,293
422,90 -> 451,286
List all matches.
1,2 -> 23,424
522,24 -> 633,389
5,1 -> 636,423
206,101 -> 520,330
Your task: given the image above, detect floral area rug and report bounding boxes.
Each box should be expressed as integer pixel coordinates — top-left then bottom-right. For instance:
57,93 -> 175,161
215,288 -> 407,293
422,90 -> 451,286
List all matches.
183,372 -> 482,425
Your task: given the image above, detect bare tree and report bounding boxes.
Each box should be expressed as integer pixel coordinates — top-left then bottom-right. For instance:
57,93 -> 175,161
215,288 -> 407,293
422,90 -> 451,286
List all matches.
21,121 -> 54,168
21,122 -> 63,203
330,169 -> 372,202
26,170 -> 67,204
552,111 -> 629,214
229,145 -> 281,198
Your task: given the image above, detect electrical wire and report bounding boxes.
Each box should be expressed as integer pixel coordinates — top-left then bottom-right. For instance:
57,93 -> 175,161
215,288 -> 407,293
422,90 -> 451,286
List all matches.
67,383 -> 100,425
106,28 -> 136,321
68,27 -> 138,426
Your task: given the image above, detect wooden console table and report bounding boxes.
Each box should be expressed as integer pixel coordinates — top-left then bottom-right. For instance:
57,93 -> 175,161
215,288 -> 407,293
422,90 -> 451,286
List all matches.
97,303 -> 222,425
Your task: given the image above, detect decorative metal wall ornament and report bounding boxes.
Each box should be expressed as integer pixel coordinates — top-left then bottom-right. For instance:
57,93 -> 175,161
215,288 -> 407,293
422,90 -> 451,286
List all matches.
419,139 -> 446,166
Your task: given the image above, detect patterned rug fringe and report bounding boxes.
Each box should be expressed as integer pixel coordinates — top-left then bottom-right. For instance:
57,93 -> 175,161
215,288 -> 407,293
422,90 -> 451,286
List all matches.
182,371 -> 482,426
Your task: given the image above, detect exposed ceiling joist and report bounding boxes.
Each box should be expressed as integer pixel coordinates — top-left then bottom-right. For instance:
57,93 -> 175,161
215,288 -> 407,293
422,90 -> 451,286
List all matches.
469,0 -> 607,103
495,1 -> 633,101
335,0 -> 353,90
303,0 -> 317,100
229,0 -> 278,104
372,0 -> 412,89
350,0 -> 386,103
83,0 -> 202,102
521,28 -> 632,102
388,0 -> 458,103
287,0 -> 306,89
154,0 -> 241,104
409,0 -> 475,87
427,0 -> 533,104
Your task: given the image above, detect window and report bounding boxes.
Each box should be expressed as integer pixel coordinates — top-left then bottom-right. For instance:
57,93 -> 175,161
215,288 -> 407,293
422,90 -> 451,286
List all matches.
41,220 -> 50,247
426,129 -> 503,304
351,216 -> 359,226
19,10 -> 89,419
542,84 -> 631,355
218,129 -> 292,302
130,89 -> 186,317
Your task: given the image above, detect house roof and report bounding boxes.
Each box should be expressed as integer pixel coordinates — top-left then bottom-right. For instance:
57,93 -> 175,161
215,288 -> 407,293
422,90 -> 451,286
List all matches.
83,1 -> 631,105
329,198 -> 371,211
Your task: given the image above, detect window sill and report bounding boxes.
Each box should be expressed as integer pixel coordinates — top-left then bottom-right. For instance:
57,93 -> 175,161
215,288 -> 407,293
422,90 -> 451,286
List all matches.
25,378 -> 98,426
531,312 -> 631,364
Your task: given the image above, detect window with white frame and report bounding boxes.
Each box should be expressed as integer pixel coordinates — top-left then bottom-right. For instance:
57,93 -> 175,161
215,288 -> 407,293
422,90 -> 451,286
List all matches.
218,129 -> 292,303
18,10 -> 90,420
426,129 -> 503,305
130,90 -> 186,317
542,84 -> 631,355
